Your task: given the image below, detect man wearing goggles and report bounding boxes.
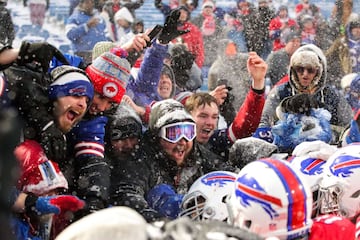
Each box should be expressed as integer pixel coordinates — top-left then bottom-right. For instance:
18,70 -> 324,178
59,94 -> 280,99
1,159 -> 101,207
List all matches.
109,99 -> 234,222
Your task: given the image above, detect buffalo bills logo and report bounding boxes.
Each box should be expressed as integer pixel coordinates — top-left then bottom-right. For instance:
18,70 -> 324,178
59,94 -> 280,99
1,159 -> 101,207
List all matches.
103,82 -> 118,98
235,174 -> 282,219
330,155 -> 360,177
201,172 -> 236,187
300,158 -> 325,175
69,86 -> 87,95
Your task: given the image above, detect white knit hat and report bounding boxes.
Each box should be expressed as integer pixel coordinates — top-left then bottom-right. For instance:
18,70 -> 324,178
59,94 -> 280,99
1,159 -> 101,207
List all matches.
114,7 -> 134,23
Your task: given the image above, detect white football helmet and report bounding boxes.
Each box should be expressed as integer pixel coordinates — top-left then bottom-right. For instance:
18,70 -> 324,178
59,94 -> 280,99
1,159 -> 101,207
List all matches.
318,143 -> 360,219
180,171 -> 237,221
227,158 -> 313,240
288,155 -> 326,215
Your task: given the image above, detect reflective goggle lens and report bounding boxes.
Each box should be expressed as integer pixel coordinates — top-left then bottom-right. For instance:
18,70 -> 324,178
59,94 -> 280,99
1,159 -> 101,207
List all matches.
159,122 -> 196,143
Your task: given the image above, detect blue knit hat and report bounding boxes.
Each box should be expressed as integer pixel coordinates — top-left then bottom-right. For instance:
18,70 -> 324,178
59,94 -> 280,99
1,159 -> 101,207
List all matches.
49,65 -> 94,101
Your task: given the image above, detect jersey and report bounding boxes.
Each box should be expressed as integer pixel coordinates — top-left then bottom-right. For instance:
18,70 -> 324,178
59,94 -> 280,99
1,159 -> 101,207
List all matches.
310,214 -> 355,240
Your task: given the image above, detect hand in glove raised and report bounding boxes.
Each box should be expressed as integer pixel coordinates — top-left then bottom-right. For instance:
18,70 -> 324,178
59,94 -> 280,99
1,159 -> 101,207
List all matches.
158,9 -> 189,44
25,194 -> 85,216
17,41 -> 69,72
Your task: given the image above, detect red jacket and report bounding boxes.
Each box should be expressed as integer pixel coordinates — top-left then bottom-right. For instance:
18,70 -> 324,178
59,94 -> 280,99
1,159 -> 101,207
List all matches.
269,16 -> 297,51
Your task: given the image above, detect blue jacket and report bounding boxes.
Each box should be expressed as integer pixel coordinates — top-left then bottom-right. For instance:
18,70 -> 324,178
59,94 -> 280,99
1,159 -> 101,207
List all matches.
126,41 -> 170,107
65,8 -> 108,53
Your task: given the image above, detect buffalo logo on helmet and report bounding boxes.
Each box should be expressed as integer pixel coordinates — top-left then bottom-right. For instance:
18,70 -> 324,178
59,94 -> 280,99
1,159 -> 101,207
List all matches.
235,173 -> 282,219
201,172 -> 236,187
330,155 -> 360,178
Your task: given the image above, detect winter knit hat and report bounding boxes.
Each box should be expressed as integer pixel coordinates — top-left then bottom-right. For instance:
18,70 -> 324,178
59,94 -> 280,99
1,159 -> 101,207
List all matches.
149,99 -> 194,132
86,50 -> 131,104
114,7 -> 134,23
14,140 -> 68,195
92,41 -> 117,61
108,102 -> 142,140
49,65 -> 94,101
202,0 -> 215,9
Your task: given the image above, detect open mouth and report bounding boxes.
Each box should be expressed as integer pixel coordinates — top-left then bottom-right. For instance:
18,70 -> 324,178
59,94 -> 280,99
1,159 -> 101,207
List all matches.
67,109 -> 80,123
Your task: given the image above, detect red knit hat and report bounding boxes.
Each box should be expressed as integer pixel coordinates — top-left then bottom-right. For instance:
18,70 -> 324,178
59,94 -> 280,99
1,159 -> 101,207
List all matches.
14,140 -> 68,195
86,49 -> 131,104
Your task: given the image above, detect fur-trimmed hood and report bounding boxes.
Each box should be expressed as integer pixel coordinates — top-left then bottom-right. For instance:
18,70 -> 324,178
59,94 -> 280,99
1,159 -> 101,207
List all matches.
289,44 -> 327,94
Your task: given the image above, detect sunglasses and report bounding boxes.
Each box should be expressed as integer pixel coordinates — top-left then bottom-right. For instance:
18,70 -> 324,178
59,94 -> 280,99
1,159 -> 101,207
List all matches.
159,122 -> 196,143
294,66 -> 318,74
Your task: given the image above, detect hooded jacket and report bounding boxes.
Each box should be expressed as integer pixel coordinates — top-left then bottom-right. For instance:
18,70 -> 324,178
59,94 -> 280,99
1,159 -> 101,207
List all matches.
259,44 -> 353,142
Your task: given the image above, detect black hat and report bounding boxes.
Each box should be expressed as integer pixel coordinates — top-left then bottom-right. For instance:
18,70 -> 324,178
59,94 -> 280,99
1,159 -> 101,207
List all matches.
110,117 -> 142,140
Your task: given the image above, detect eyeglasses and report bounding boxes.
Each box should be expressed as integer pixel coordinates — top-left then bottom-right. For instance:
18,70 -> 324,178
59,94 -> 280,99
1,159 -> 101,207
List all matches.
159,122 -> 196,143
294,66 -> 318,74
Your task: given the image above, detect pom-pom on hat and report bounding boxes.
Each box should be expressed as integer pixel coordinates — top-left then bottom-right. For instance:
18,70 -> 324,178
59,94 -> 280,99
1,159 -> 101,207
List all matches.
49,65 -> 94,101
86,49 -> 131,104
92,41 -> 116,61
14,140 -> 68,195
149,99 -> 194,132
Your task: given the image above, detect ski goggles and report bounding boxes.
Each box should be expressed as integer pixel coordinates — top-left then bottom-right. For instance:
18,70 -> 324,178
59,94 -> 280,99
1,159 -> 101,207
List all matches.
159,122 -> 196,143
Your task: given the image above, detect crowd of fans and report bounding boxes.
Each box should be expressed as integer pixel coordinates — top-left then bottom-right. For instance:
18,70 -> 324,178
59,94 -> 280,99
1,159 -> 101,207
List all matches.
0,0 -> 360,239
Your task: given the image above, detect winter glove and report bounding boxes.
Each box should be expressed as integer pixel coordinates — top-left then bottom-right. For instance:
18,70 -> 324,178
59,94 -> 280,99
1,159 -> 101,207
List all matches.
292,140 -> 337,160
252,127 -> 274,144
49,53 -> 87,73
147,184 -> 183,219
158,9 -> 189,44
71,116 -> 108,145
17,41 -> 69,72
25,193 -> 85,216
85,197 -> 106,213
279,93 -> 319,116
40,121 -> 67,163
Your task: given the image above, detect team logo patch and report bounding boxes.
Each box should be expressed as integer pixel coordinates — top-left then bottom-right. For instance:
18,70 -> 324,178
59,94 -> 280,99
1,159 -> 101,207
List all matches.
201,172 -> 236,187
103,82 -> 118,98
235,173 -> 282,219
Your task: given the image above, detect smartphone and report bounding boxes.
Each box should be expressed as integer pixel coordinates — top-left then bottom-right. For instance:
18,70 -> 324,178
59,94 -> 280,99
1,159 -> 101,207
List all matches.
146,24 -> 163,47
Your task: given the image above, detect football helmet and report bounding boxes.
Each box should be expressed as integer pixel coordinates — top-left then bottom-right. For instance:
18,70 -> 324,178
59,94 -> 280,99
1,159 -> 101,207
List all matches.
180,171 -> 237,221
288,155 -> 326,215
227,158 -> 313,240
318,143 -> 360,219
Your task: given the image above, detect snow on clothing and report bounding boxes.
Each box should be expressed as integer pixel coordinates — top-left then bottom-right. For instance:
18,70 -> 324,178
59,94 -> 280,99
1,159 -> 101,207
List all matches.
109,130 -> 234,222
126,41 -> 175,107
326,15 -> 360,89
0,3 -> 15,46
65,7 -> 108,58
208,39 -> 251,112
269,15 -> 298,51
191,10 -> 225,67
259,44 -> 353,142
66,113 -> 111,213
206,87 -> 265,160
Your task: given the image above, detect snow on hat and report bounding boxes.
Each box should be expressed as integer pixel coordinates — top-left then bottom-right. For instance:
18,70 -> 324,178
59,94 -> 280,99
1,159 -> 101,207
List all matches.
114,7 -> 134,23
92,41 -> 116,61
108,102 -> 142,140
86,50 -> 131,104
49,65 -> 94,101
149,99 -> 194,132
229,137 -> 278,169
14,140 -> 68,195
202,0 -> 215,9
341,73 -> 358,90
284,30 -> 301,44
55,207 -> 147,240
